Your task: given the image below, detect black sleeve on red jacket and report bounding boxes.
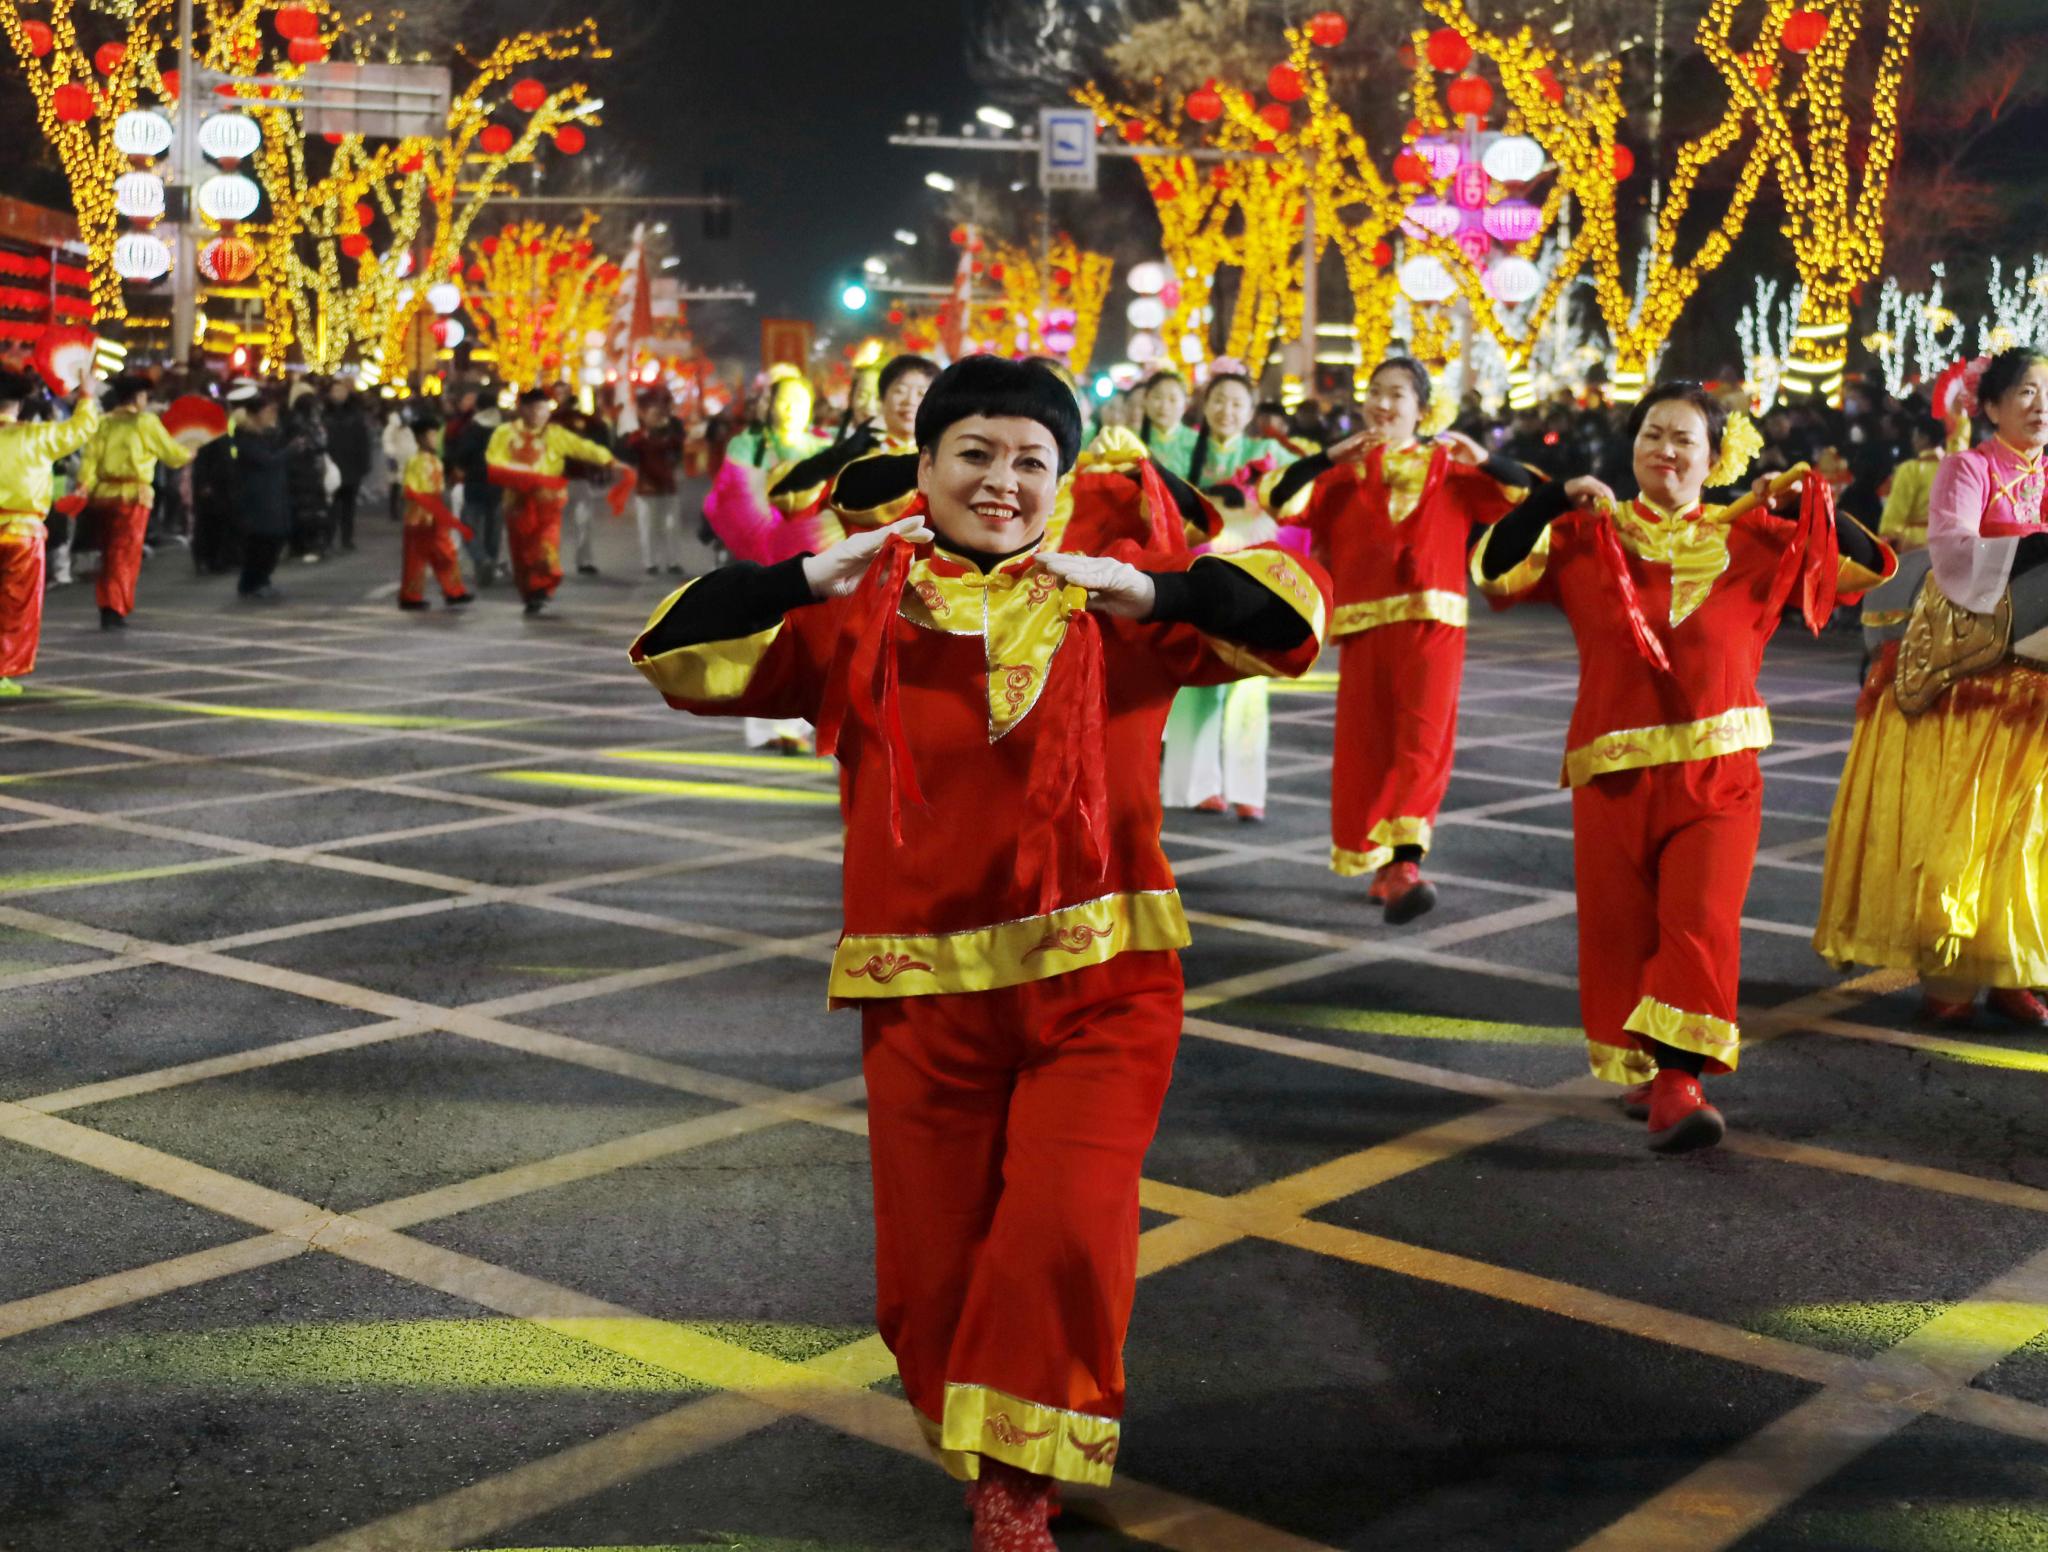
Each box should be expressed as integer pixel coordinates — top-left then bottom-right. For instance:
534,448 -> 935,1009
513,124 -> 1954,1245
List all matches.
1151,461 -> 1219,534
769,427 -> 875,498
1479,481 -> 1574,580
1146,556 -> 1312,652
1835,507 -> 1886,572
1267,451 -> 1333,510
638,556 -> 816,654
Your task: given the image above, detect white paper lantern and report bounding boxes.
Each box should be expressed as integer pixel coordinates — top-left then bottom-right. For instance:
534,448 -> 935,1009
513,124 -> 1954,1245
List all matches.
1481,134 -> 1545,185
197,172 -> 261,223
113,233 -> 171,282
1485,256 -> 1542,305
1179,334 -> 1206,364
1482,198 -> 1543,244
425,281 -> 463,316
197,112 -> 261,163
113,110 -> 173,159
1414,137 -> 1462,180
435,318 -> 465,348
1128,330 -> 1164,362
1402,195 -> 1462,240
583,344 -> 607,367
1125,295 -> 1166,331
581,365 -> 607,386
114,171 -> 165,221
1126,261 -> 1168,296
1397,254 -> 1457,304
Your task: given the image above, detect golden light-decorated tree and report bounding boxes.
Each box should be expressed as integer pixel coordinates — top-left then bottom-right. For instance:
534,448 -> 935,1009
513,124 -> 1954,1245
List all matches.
987,233 -> 1116,375
463,216 -> 620,390
1697,0 -> 1918,400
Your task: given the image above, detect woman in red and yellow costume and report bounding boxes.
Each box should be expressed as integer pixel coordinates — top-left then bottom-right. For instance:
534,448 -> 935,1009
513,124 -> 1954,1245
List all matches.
395,412 -> 474,612
764,352 -> 940,541
1816,347 -> 2048,1026
77,374 -> 194,631
629,357 -> 1328,1549
1265,357 -> 1530,921
0,369 -> 98,696
1475,382 -> 1893,1153
486,387 -> 619,616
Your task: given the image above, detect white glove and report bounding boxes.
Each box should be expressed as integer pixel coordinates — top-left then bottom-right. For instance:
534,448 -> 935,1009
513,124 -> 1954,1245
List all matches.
800,513 -> 933,599
1035,551 -> 1156,619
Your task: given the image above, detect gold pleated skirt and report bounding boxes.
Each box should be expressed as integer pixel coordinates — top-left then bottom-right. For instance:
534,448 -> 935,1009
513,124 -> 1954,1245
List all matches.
1815,644 -> 2048,989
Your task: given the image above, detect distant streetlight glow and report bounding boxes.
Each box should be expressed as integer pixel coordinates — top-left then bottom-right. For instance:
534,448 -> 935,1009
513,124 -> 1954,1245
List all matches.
893,229 -> 918,246
862,256 -> 888,276
924,171 -> 956,192
976,106 -> 1016,131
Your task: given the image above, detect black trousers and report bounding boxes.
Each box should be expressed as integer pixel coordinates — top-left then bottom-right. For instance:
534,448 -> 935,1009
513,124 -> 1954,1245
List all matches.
332,483 -> 360,548
239,536 -> 282,594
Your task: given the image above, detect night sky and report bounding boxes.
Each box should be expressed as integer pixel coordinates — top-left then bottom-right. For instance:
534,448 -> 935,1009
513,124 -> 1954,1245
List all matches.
603,0 -> 985,358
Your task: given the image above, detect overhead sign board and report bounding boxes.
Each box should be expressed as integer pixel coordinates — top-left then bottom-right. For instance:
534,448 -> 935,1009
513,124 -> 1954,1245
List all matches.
1039,108 -> 1098,193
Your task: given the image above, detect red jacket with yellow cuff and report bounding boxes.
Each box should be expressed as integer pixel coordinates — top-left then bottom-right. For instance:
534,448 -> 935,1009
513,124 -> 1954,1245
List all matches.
630,534 -> 1329,1002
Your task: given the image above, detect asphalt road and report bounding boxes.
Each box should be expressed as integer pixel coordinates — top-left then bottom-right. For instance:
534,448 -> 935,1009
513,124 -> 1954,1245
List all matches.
2,500 -> 2045,1552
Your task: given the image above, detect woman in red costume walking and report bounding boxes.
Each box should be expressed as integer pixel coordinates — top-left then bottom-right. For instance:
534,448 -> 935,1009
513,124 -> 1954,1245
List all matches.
628,357 -> 1328,1547
1474,382 -> 1892,1152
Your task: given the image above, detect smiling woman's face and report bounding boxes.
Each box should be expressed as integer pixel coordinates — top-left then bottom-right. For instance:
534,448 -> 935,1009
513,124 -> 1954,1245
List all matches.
1633,399 -> 1714,512
916,415 -> 1062,553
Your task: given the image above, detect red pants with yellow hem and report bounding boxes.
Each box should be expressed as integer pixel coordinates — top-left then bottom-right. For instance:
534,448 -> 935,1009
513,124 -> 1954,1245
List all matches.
860,950 -> 1182,1488
0,520 -> 45,677
91,500 -> 151,618
400,523 -> 466,604
1570,753 -> 1762,1084
1331,620 -> 1464,875
505,489 -> 566,602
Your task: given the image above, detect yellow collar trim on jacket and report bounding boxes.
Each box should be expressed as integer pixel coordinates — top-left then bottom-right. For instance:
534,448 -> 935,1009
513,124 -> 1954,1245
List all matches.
898,542 -> 1085,741
1382,442 -> 1432,523
1612,498 -> 1731,626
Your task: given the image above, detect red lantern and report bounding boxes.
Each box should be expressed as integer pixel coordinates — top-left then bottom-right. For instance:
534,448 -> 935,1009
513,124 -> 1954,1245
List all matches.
21,20 -> 52,56
479,123 -> 514,156
988,307 -> 1006,324
287,37 -> 327,65
198,235 -> 259,284
1426,28 -> 1474,73
1258,101 -> 1291,135
1150,179 -> 1179,201
1371,240 -> 1394,268
1782,9 -> 1829,53
52,83 -> 94,123
551,124 -> 584,155
950,225 -> 968,246
1119,118 -> 1146,143
322,131 -> 343,145
1753,61 -> 1777,89
1210,164 -> 1231,188
510,77 -> 547,113
275,6 -> 319,40
1307,11 -> 1347,47
1612,143 -> 1636,180
94,42 -> 127,75
398,151 -> 424,173
1535,66 -> 1564,103
1267,63 -> 1303,103
479,236 -> 499,255
159,69 -> 180,99
887,308 -> 905,325
988,262 -> 1005,281
354,201 -> 374,230
466,262 -> 486,282
432,317 -> 457,346
596,264 -> 621,285
1446,75 -> 1493,119
1186,85 -> 1223,122
340,233 -> 370,258
1393,149 -> 1431,185
1051,266 -> 1072,288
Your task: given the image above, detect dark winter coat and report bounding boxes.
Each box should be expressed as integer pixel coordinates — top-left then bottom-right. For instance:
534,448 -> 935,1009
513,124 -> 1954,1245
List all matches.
230,426 -> 292,540
323,395 -> 373,486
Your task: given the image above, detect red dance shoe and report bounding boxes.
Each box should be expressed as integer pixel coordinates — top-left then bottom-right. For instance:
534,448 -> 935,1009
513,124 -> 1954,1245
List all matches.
1193,795 -> 1228,814
1233,803 -> 1265,823
967,1461 -> 1060,1552
1916,994 -> 1978,1027
1645,1071 -> 1726,1155
1620,1081 -> 1653,1121
1987,988 -> 2048,1027
1378,861 -> 1439,926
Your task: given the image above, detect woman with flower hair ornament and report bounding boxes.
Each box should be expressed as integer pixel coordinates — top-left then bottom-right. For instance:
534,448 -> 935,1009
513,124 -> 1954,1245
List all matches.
1815,347 -> 2048,1027
1264,356 -> 1532,918
1475,382 -> 1893,1152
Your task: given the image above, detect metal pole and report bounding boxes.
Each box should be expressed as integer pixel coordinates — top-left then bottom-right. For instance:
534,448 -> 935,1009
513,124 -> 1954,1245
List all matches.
170,0 -> 197,366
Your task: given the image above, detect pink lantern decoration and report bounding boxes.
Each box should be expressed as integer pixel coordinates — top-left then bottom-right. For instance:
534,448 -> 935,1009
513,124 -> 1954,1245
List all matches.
1482,197 -> 1542,244
1453,164 -> 1489,211
1402,195 -> 1462,239
1413,137 -> 1462,181
1456,227 -> 1492,264
1158,280 -> 1182,309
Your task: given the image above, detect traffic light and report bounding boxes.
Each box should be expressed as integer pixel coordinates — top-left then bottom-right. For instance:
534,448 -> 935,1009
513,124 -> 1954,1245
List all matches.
840,283 -> 870,312
702,167 -> 732,241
